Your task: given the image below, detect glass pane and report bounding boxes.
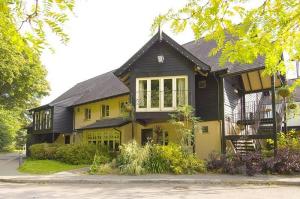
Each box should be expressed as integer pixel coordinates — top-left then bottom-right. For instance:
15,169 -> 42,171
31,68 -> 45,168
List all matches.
151,80 -> 160,108
164,79 -> 173,107
176,78 -> 186,106
138,80 -> 147,108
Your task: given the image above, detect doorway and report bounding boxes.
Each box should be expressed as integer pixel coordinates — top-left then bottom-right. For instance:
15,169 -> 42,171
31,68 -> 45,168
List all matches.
141,129 -> 153,145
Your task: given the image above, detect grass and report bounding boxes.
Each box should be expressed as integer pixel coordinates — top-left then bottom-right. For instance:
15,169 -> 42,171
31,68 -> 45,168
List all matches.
18,159 -> 87,174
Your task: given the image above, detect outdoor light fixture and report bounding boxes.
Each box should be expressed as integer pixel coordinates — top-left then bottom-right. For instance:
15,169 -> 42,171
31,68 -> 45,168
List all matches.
157,55 -> 164,63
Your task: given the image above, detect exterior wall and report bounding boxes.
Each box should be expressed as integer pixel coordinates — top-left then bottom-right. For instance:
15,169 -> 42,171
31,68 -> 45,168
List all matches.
53,106 -> 73,133
133,122 -> 181,145
194,120 -> 222,159
129,40 -> 196,121
74,95 -> 129,129
223,76 -> 242,117
195,74 -> 220,121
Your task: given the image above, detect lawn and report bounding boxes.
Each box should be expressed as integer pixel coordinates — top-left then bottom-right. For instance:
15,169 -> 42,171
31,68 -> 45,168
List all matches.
18,159 -> 87,174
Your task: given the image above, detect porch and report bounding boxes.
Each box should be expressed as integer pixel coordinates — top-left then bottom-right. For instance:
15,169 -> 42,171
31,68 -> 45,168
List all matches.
222,69 -> 285,155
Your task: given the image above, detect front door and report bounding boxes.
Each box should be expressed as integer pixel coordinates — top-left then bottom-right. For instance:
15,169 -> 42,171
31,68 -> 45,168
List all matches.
141,129 -> 153,145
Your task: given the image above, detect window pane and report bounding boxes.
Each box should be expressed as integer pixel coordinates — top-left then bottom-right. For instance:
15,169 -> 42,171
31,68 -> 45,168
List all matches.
138,80 -> 147,108
177,78 -> 186,106
101,105 -> 106,117
151,80 -> 160,108
164,79 -> 173,107
106,105 -> 109,117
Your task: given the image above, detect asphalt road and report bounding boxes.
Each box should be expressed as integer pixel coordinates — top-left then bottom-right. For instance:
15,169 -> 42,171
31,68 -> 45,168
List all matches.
0,152 -> 23,176
0,183 -> 300,199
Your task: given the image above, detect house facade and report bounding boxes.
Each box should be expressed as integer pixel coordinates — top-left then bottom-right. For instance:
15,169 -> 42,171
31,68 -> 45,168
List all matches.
27,31 -> 288,159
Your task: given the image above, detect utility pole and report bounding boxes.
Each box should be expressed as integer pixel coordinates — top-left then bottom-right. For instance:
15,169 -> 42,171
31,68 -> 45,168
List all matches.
271,75 -> 277,156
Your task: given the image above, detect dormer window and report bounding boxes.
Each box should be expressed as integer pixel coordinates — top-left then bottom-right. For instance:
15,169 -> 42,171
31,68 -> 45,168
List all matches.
136,76 -> 188,112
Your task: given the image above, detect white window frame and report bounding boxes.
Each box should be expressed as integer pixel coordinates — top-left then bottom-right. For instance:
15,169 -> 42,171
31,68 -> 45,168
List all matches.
136,75 -> 188,112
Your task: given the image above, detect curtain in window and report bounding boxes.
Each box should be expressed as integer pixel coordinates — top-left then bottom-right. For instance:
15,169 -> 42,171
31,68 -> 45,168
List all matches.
177,78 -> 186,106
139,80 -> 147,108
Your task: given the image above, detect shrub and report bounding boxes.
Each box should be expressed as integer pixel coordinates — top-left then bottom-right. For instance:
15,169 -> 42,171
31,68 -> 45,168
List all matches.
89,151 -> 111,174
55,144 -> 109,165
262,149 -> 300,174
118,141 -> 206,175
117,141 -> 150,175
30,143 -> 59,160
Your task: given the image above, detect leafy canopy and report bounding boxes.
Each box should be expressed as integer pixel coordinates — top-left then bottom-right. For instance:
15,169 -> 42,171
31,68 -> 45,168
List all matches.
152,0 -> 300,84
0,0 -> 75,150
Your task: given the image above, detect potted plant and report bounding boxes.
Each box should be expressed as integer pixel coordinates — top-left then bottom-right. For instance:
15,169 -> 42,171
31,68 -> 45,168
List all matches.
288,103 -> 297,110
277,85 -> 291,98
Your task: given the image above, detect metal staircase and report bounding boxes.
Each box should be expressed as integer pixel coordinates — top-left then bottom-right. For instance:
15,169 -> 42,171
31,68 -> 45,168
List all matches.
227,92 -> 285,155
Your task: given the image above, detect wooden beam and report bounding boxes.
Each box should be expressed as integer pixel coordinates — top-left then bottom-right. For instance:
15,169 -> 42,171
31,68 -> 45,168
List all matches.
246,72 -> 253,91
258,70 -> 264,89
271,75 -> 277,156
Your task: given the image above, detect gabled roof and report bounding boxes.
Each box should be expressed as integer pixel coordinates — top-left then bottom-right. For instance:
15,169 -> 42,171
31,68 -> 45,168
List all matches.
48,71 -> 129,108
114,31 -> 210,77
182,37 -> 265,75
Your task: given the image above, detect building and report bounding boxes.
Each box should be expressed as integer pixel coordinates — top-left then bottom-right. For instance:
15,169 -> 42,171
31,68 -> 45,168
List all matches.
27,31 -> 287,159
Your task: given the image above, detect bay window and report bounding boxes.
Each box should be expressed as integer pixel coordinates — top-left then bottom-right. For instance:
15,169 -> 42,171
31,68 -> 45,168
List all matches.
136,76 -> 188,111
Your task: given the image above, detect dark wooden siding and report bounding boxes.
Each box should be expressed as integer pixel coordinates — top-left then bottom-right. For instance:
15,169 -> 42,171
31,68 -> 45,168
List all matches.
129,40 -> 196,121
195,74 -> 220,121
53,106 -> 73,133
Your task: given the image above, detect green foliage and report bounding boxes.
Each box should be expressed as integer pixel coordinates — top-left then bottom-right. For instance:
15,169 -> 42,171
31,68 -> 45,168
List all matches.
0,108 -> 22,151
55,144 -> 109,165
15,129 -> 27,150
30,143 -> 60,160
169,105 -> 199,150
30,143 -> 110,165
18,159 -> 86,174
117,141 -> 206,175
118,141 -> 151,175
153,0 -> 300,79
89,151 -> 111,174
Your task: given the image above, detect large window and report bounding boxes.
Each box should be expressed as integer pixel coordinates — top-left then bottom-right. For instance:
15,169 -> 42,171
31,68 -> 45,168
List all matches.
84,130 -> 120,151
136,76 -> 188,111
33,109 -> 52,130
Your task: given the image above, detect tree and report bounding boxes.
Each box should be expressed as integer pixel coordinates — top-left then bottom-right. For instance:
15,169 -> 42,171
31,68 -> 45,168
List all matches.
152,0 -> 300,87
0,0 -> 75,150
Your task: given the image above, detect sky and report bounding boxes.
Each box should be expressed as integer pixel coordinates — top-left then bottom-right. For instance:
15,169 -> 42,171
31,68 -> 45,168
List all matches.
41,0 -> 193,105
41,0 -> 299,105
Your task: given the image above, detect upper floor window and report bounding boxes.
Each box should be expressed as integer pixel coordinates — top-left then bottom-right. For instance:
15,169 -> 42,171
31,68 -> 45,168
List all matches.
84,108 -> 91,120
33,109 -> 52,130
101,105 -> 109,118
136,76 -> 188,112
120,101 -> 128,114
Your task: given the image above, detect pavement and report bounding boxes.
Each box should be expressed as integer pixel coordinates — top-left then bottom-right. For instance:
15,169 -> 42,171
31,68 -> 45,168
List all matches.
1,173 -> 300,186
0,152 -> 25,176
1,182 -> 300,199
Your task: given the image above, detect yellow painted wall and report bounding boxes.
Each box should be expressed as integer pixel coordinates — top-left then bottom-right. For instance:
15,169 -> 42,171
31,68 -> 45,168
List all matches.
134,122 -> 181,145
194,121 -> 222,159
74,95 -> 129,129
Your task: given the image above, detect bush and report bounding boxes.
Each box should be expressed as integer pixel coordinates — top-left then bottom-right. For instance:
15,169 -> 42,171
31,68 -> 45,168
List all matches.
117,141 -> 206,175
30,143 -> 59,160
29,143 -> 110,165
262,149 -> 300,174
89,151 -> 111,174
55,144 -> 109,165
117,141 -> 150,175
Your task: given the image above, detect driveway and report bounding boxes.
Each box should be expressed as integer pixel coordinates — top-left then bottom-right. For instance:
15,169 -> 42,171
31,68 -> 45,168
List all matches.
0,152 -> 24,176
0,183 -> 300,199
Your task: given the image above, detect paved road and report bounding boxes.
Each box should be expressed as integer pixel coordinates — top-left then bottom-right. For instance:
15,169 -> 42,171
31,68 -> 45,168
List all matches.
0,153 -> 23,176
0,183 -> 299,199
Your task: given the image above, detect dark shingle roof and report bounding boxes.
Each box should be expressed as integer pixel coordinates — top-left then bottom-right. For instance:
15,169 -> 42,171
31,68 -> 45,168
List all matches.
182,38 -> 265,74
49,71 -> 129,107
78,117 -> 131,130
